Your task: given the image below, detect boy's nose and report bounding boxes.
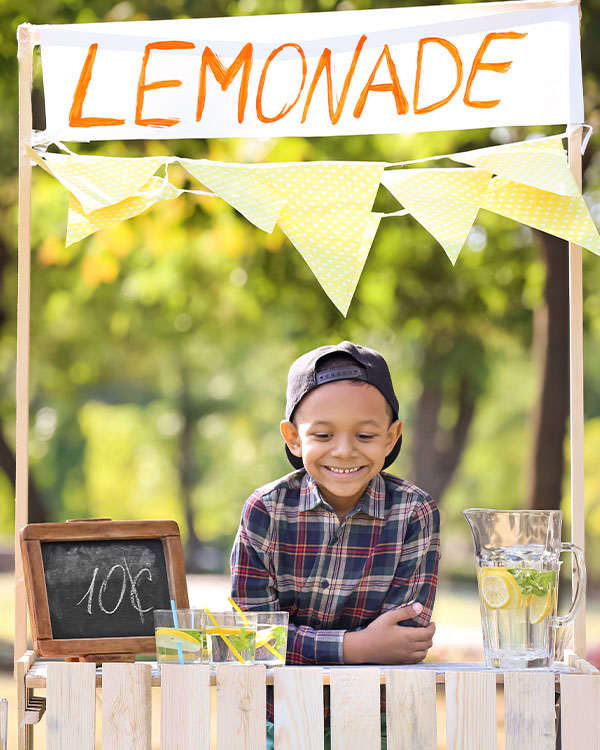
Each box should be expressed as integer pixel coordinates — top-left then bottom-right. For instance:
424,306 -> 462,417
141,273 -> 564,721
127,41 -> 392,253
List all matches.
330,435 -> 357,457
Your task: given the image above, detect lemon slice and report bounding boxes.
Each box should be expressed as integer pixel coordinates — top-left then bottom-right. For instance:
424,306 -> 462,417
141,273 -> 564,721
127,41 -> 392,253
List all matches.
516,594 -> 531,624
256,626 -> 276,648
204,626 -> 243,636
480,568 -> 522,609
155,628 -> 201,652
529,590 -> 552,624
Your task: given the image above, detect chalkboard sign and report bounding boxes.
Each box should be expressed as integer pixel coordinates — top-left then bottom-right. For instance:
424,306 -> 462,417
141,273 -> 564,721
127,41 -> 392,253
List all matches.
20,519 -> 188,660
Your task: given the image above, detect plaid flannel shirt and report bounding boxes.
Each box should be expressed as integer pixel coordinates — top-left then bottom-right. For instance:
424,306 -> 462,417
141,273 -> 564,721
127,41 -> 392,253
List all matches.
230,469 -> 440,668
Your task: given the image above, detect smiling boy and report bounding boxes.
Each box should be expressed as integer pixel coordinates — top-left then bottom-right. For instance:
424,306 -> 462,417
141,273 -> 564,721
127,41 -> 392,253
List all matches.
230,341 -> 440,744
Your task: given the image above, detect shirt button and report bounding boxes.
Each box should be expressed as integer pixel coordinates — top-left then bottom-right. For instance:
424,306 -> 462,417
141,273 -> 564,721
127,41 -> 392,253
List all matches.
313,618 -> 321,627
321,580 -> 329,589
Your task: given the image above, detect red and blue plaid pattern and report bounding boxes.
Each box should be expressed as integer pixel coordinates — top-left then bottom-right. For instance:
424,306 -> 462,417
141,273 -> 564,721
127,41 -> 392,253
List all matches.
231,469 -> 440,666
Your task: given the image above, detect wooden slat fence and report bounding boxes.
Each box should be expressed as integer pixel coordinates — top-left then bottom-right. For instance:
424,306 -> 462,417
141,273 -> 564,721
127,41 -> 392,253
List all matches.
19,660 -> 600,749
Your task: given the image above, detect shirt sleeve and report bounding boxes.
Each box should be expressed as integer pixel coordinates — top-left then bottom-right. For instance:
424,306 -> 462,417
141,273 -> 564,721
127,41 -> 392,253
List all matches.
230,492 -> 345,664
379,494 -> 440,627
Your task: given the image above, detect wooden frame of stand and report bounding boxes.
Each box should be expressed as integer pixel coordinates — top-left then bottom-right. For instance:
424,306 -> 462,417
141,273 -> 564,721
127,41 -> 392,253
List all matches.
13,3 -> 594,747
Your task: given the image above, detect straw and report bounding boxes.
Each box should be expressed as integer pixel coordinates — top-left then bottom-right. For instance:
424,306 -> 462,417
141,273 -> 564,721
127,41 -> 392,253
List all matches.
170,599 -> 184,665
204,607 -> 246,664
228,597 -> 282,661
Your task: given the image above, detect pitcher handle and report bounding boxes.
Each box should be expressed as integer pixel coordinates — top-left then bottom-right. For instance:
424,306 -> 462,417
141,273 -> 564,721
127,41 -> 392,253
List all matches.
552,542 -> 587,628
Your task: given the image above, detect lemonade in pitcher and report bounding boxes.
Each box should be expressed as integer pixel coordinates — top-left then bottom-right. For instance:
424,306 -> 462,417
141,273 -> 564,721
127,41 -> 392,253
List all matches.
477,555 -> 557,668
464,509 -> 585,669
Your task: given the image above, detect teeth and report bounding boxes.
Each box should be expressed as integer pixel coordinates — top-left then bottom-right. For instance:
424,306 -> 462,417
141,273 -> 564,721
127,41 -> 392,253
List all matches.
328,467 -> 361,474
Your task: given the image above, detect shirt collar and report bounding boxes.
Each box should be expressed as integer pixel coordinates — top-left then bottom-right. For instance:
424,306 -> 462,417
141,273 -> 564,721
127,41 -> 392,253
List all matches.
299,471 -> 386,519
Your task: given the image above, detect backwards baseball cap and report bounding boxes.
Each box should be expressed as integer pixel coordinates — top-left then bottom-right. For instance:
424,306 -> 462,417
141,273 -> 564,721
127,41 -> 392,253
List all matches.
284,340 -> 402,470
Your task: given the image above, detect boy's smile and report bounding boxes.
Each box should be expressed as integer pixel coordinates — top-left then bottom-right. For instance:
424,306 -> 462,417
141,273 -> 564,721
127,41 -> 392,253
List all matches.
281,381 -> 402,520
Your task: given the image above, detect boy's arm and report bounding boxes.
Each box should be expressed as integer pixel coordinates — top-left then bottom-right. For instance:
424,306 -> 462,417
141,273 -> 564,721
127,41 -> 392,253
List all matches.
344,495 -> 440,664
380,494 -> 440,624
231,492 -> 440,666
230,494 -> 346,665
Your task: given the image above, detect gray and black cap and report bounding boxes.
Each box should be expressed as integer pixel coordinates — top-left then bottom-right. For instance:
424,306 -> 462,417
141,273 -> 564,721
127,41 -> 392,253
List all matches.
284,340 -> 401,470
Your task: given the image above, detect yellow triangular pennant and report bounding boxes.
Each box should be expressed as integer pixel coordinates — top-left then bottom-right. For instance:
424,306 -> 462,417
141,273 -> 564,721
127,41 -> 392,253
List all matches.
180,159 -> 287,233
381,168 -> 492,264
180,160 -> 385,235
451,137 -> 579,198
44,153 -> 167,214
67,177 -> 181,246
481,177 -> 600,255
265,162 -> 385,212
277,206 -> 381,316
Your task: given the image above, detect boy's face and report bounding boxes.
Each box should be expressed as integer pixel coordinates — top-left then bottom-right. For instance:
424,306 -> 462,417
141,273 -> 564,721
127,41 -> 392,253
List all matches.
280,380 -> 402,513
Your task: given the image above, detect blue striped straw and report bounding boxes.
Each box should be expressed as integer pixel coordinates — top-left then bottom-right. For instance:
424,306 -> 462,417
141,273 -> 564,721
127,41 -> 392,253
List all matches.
170,599 -> 184,665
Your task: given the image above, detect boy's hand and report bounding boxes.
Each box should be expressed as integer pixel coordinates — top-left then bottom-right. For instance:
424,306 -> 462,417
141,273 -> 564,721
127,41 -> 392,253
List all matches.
343,602 -> 435,665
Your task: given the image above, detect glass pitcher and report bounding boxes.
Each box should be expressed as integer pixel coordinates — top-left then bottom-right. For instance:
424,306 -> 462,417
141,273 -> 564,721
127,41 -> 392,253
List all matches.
463,508 -> 586,669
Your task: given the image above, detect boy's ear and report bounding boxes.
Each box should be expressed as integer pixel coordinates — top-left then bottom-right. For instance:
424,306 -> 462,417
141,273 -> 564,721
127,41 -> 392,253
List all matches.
386,419 -> 403,453
280,420 -> 302,458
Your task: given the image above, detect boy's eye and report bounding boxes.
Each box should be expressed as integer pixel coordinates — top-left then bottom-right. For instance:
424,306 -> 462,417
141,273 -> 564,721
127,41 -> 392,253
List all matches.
313,433 -> 331,439
358,433 -> 375,440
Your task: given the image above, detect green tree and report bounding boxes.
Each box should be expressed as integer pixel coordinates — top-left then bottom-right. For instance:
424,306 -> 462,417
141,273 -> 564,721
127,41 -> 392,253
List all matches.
0,0 -> 599,571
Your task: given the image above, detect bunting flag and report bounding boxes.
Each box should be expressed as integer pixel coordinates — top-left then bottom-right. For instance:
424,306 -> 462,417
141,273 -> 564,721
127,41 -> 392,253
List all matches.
180,159 -> 385,313
41,153 -> 167,214
277,207 -> 382,315
26,137 -> 600,314
67,177 -> 182,246
267,162 -> 384,313
179,159 -> 286,233
381,167 -> 493,264
481,177 -> 600,255
451,136 -> 580,198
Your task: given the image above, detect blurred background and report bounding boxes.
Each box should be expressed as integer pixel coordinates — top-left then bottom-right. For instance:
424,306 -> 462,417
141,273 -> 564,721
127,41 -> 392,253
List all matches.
2,0 -> 600,689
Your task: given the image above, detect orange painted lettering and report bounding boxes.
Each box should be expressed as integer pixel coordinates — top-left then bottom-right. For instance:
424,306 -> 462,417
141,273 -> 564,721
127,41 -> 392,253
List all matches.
301,35 -> 367,125
353,45 -> 407,118
414,37 -> 463,115
256,43 -> 307,123
69,43 -> 125,127
464,31 -> 527,109
136,41 -> 196,128
197,43 -> 253,124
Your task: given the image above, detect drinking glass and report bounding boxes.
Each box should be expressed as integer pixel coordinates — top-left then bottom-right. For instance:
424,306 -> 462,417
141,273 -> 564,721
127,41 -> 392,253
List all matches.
205,611 -> 257,665
254,611 -> 289,666
153,609 -> 206,665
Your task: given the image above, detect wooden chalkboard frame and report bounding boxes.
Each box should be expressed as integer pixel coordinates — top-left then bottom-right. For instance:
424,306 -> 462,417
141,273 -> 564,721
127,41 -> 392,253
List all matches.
20,519 -> 189,660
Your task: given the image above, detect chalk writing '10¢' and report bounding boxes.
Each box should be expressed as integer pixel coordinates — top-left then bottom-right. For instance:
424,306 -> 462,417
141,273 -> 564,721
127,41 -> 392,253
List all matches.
76,559 -> 153,623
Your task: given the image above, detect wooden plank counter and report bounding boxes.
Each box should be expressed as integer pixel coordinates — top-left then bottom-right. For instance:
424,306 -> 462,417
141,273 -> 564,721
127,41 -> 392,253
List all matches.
18,652 -> 599,750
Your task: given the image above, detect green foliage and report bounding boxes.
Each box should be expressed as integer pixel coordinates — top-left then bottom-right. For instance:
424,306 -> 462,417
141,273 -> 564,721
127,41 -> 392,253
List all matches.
1,0 -> 600,574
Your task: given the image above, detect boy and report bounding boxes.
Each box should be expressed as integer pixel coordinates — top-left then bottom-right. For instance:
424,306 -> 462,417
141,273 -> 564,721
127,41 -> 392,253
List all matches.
230,341 -> 440,746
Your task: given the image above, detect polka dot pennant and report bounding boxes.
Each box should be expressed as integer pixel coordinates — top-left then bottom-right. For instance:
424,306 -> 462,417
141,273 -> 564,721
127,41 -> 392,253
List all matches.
67,177 -> 181,246
44,153 -> 167,215
179,160 -> 385,235
277,206 -> 381,316
451,136 -> 580,198
179,159 -> 384,314
381,167 -> 492,264
481,177 -> 600,255
262,161 -> 385,213
179,159 -> 286,233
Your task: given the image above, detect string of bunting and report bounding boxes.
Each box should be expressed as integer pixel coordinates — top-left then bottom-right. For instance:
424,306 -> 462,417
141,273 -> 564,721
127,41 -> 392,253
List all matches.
26,133 -> 600,316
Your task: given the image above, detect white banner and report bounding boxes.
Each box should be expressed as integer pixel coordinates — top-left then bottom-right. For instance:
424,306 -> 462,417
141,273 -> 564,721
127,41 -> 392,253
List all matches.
37,1 -> 583,141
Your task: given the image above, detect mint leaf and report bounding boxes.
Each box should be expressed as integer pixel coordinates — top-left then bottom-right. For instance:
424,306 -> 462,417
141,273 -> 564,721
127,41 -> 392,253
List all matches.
507,569 -> 556,596
272,625 -> 287,651
230,628 -> 256,653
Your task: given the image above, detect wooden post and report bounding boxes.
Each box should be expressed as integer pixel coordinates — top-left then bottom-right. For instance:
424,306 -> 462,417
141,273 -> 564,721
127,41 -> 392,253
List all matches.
16,23 -> 37,669
567,125 -> 586,658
